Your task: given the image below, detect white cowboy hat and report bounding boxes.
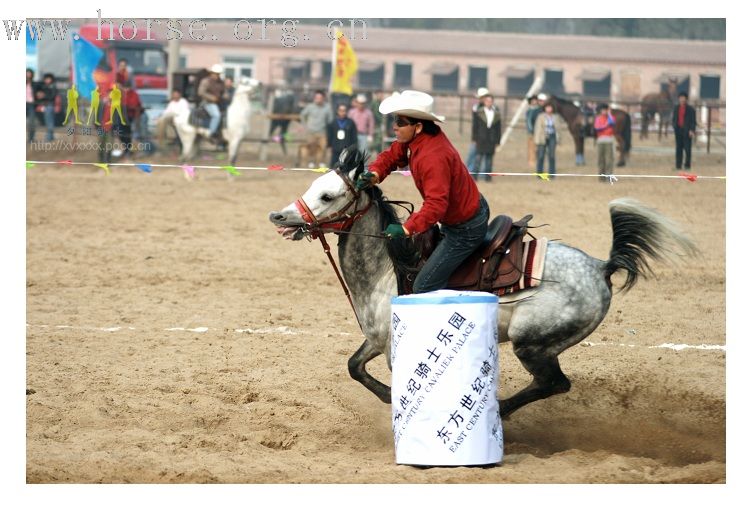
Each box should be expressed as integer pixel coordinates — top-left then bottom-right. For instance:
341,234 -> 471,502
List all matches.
537,93 -> 548,101
355,93 -> 368,103
210,64 -> 223,74
476,87 -> 490,98
378,90 -> 445,122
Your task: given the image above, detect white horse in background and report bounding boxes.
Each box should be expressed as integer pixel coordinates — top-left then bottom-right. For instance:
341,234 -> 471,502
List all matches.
174,77 -> 261,165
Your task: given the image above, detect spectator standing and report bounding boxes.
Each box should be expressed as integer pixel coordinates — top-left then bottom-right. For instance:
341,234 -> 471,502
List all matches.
470,92 -> 502,182
26,69 -> 37,143
533,102 -> 566,177
348,93 -> 375,154
593,103 -> 616,181
35,73 -> 58,141
525,96 -> 541,168
298,90 -> 333,168
465,87 -> 488,171
672,92 -> 696,171
268,83 -> 297,155
327,103 -> 358,167
113,80 -> 143,158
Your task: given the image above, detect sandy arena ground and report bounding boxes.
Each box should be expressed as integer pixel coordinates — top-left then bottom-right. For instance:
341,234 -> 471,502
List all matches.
26,127 -> 725,483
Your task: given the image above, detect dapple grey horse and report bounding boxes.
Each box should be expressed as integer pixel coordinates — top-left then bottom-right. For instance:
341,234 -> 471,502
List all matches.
269,148 -> 696,417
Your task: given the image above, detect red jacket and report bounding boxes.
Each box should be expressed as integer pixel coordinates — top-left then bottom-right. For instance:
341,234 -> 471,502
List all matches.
368,128 -> 480,235
594,113 -> 615,138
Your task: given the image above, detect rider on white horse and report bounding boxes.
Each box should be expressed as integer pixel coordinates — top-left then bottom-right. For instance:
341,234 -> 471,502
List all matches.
197,64 -> 225,141
355,90 -> 490,293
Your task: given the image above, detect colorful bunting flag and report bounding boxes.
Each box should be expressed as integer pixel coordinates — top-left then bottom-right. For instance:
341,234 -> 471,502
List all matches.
94,163 -> 110,175
222,165 -> 241,176
607,174 -> 618,185
267,164 -> 284,171
25,161 -> 35,169
312,167 -> 329,173
136,163 -> 152,173
181,164 -> 195,180
679,173 -> 697,182
536,172 -> 551,181
57,160 -> 73,165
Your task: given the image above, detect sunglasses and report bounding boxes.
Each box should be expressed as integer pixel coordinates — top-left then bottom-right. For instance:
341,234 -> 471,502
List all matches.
394,117 -> 417,127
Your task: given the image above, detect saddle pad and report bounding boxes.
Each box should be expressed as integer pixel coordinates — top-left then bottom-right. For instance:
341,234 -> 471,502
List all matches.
495,238 -> 548,296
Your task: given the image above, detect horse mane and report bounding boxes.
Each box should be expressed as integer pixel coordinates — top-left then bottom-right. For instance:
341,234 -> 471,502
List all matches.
335,144 -> 423,280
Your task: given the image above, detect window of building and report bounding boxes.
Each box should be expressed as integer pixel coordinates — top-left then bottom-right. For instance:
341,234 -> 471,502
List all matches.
284,59 -> 311,85
581,69 -> 611,99
468,66 -> 488,91
321,60 -> 332,83
358,62 -> 384,89
700,74 -> 720,100
542,68 -> 564,95
223,55 -> 255,81
394,63 -> 412,89
431,64 -> 458,92
660,74 -> 689,98
503,66 -> 534,97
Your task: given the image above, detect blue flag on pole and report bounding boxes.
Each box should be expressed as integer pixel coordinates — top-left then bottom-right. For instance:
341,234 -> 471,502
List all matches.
71,33 -> 103,101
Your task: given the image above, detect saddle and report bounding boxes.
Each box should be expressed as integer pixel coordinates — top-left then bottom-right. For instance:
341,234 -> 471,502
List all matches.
399,214 -> 534,295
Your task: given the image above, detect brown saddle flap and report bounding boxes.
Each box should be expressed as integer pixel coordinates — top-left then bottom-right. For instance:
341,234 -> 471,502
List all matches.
399,214 -> 533,295
447,214 -> 531,292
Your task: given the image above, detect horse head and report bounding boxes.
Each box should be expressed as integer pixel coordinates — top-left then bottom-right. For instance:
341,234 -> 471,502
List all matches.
234,77 -> 261,100
269,145 -> 370,241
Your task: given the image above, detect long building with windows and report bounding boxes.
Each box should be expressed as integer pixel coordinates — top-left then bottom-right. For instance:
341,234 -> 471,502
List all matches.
79,19 -> 726,102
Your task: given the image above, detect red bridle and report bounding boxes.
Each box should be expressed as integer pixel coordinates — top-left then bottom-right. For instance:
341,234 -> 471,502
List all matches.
293,169 -> 372,240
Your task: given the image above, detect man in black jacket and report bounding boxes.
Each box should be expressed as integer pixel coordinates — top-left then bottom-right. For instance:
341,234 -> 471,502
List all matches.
470,92 -> 502,182
672,91 -> 696,171
327,103 -> 358,168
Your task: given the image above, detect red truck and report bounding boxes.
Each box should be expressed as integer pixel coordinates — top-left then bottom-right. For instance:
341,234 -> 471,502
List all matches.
77,24 -> 168,91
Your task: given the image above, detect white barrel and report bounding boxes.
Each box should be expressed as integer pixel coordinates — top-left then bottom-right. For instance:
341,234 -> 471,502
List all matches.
390,290 -> 503,466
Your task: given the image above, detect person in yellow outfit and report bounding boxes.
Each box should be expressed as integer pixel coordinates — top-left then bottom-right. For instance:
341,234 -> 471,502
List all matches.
87,85 -> 101,126
63,84 -> 81,125
109,83 -> 126,126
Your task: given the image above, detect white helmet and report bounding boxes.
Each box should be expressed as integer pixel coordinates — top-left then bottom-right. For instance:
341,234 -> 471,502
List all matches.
210,64 -> 223,74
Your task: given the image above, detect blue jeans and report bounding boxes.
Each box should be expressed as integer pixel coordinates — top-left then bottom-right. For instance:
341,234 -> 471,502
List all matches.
205,103 -> 221,135
44,104 -> 55,141
471,153 -> 493,182
536,134 -> 556,176
465,142 -> 477,171
414,195 -> 490,293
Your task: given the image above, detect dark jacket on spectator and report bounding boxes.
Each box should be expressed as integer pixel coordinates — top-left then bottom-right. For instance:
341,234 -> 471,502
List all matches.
471,106 -> 502,154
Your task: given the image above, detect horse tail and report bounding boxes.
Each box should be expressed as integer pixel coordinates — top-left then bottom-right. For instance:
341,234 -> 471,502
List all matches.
604,198 -> 697,292
622,112 -> 632,153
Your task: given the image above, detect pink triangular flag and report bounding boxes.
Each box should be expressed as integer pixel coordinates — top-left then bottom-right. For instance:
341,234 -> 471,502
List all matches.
181,164 -> 195,180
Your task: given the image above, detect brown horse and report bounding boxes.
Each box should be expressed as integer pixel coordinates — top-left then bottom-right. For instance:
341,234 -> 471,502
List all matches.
640,78 -> 678,140
549,96 -> 631,167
